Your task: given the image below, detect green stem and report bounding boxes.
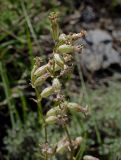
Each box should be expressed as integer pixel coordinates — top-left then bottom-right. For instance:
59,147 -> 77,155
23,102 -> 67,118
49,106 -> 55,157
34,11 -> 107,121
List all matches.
58,101 -> 74,159
20,0 -> 42,55
45,153 -> 48,160
35,88 -> 48,160
20,93 -> 27,122
63,124 -> 74,160
0,62 -> 15,128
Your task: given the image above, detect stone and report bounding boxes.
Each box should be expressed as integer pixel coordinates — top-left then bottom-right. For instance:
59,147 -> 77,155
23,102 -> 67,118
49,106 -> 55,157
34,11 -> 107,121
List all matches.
78,29 -> 121,75
85,29 -> 112,45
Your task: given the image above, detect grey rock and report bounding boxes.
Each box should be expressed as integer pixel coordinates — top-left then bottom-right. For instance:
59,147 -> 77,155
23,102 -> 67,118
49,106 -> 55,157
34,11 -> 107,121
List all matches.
79,29 -> 121,75
81,48 -> 103,72
112,30 -> 121,41
101,44 -> 120,69
85,29 -> 112,45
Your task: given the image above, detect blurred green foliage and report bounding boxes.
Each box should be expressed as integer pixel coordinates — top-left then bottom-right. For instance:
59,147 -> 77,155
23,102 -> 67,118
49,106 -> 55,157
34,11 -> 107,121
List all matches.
111,0 -> 121,7
70,80 -> 121,159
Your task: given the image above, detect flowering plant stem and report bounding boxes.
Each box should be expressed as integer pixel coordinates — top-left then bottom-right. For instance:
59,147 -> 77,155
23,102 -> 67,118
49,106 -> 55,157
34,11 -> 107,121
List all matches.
63,124 -> 74,160
35,88 -> 48,159
30,12 -> 96,160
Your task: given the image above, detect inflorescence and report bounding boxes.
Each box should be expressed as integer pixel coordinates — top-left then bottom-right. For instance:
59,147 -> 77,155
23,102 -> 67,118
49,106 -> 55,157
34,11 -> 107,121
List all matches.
31,12 -> 99,160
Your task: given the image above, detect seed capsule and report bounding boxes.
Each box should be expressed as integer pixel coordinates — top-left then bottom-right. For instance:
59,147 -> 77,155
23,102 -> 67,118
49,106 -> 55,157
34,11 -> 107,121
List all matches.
34,74 -> 49,87
52,78 -> 61,92
46,106 -> 60,117
45,116 -> 57,124
83,155 -> 99,160
67,102 -> 80,112
54,53 -> 65,67
34,64 -> 48,77
67,102 -> 88,115
57,44 -> 74,54
41,86 -> 54,98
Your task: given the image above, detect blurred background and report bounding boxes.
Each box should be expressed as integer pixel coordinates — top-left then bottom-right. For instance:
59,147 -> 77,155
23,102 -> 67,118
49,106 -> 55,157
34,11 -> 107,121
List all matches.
0,0 -> 121,159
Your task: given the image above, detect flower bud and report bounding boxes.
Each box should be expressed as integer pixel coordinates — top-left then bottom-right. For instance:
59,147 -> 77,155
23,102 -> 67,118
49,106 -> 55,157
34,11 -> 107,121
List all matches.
52,78 -> 61,92
34,64 -> 48,77
57,44 -> 74,54
41,86 -> 54,98
54,53 -> 65,68
51,26 -> 59,41
45,116 -> 57,124
34,74 -> 49,87
83,155 -> 99,160
46,106 -> 60,117
49,12 -> 59,41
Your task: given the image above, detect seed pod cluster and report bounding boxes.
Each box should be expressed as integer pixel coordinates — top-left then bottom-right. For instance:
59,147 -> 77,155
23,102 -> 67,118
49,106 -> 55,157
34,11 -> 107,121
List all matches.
30,12 -> 95,160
